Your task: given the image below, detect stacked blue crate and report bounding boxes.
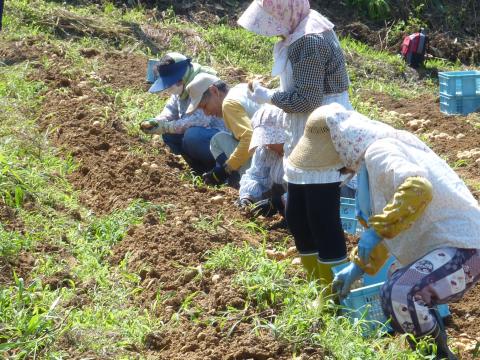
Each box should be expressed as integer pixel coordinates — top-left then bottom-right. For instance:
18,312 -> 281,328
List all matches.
340,197 -> 362,235
439,71 -> 480,115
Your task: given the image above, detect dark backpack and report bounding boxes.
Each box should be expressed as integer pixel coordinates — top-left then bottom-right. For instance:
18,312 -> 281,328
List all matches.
401,30 -> 428,68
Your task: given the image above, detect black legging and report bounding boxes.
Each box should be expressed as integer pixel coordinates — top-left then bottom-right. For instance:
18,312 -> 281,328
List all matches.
286,182 -> 347,262
0,0 -> 4,31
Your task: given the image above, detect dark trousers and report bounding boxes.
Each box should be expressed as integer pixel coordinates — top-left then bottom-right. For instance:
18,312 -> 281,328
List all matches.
162,127 -> 218,173
286,182 -> 347,262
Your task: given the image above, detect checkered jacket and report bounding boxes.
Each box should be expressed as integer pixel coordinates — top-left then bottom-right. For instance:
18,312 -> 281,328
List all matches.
271,31 -> 349,113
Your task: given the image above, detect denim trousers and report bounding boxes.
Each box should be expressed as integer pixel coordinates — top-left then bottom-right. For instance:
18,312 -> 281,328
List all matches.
162,127 -> 219,173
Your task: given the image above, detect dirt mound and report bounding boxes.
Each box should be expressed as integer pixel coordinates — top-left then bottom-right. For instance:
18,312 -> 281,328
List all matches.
0,203 -> 24,233
109,209 -> 258,301
364,91 -> 480,193
449,285 -> 480,342
100,51 -> 150,90
0,37 -> 55,65
144,321 -> 324,360
0,252 -> 36,286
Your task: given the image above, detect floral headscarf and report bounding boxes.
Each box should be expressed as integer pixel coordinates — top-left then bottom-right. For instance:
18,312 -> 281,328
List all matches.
238,0 -> 334,76
249,104 -> 286,153
320,104 -> 432,171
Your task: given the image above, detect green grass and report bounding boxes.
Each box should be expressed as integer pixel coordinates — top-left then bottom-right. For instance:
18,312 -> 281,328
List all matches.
194,213 -> 225,234
0,59 -> 167,359
205,243 -> 430,359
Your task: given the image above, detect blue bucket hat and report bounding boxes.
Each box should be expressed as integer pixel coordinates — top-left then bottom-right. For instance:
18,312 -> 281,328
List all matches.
148,58 -> 192,93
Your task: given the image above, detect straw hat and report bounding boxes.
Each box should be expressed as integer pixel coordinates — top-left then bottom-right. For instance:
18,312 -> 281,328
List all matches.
287,107 -> 343,170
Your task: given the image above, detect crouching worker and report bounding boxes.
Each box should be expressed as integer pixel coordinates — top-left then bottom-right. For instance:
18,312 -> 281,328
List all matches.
140,52 -> 226,174
185,74 -> 260,188
298,104 -> 480,359
237,104 -> 286,217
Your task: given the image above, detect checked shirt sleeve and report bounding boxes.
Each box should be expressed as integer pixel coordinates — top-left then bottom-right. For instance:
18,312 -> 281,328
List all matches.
271,33 -> 349,113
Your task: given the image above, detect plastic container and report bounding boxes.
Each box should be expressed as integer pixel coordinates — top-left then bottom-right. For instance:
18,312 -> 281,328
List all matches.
146,59 -> 160,83
439,93 -> 480,115
340,217 -> 359,235
340,197 -> 356,218
333,259 -> 450,336
340,197 -> 362,235
439,71 -> 480,97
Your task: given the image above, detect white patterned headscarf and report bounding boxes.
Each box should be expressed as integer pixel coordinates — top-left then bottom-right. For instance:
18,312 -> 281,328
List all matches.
320,104 -> 432,171
237,0 -> 335,76
249,104 -> 286,153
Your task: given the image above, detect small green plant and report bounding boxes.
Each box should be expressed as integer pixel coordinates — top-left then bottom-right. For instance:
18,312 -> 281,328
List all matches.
0,276 -> 63,358
194,213 -> 224,233
177,291 -> 204,321
452,159 -> 469,169
180,170 -> 205,188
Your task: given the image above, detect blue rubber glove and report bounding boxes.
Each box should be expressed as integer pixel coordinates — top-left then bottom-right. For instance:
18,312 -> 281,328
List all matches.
358,228 -> 382,264
332,263 -> 364,298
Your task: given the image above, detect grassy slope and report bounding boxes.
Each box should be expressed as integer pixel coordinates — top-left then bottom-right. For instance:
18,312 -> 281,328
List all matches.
1,0 -> 477,359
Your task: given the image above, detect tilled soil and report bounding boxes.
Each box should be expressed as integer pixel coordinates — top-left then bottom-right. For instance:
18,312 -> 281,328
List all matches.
18,40 -> 309,358
364,91 -> 480,197
2,35 -> 480,358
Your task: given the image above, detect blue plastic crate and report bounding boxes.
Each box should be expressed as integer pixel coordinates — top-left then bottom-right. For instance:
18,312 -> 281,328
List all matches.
439,71 -> 480,97
333,260 -> 450,336
340,217 -> 359,235
340,197 -> 356,218
440,93 -> 480,115
146,59 -> 160,83
340,197 -> 363,235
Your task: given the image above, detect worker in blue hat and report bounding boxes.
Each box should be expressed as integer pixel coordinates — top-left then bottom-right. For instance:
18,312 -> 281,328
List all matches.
140,52 -> 227,174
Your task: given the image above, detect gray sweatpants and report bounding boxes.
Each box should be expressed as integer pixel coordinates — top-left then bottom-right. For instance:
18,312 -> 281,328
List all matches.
210,131 -> 251,175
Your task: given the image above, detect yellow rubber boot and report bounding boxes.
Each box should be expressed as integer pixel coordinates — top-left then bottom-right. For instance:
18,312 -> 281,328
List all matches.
300,254 -> 321,281
317,259 -> 348,296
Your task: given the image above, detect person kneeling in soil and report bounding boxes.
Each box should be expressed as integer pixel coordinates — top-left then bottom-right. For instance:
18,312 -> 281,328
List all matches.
139,52 -> 226,174
237,104 -> 287,217
291,103 -> 479,359
185,73 -> 261,188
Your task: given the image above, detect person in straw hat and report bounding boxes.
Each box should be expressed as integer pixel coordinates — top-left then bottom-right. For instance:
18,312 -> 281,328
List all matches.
237,104 -> 287,217
290,103 -> 480,359
237,0 -> 352,285
139,52 -> 226,174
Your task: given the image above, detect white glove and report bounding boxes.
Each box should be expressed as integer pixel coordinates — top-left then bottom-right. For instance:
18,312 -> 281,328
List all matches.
248,81 -> 275,105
